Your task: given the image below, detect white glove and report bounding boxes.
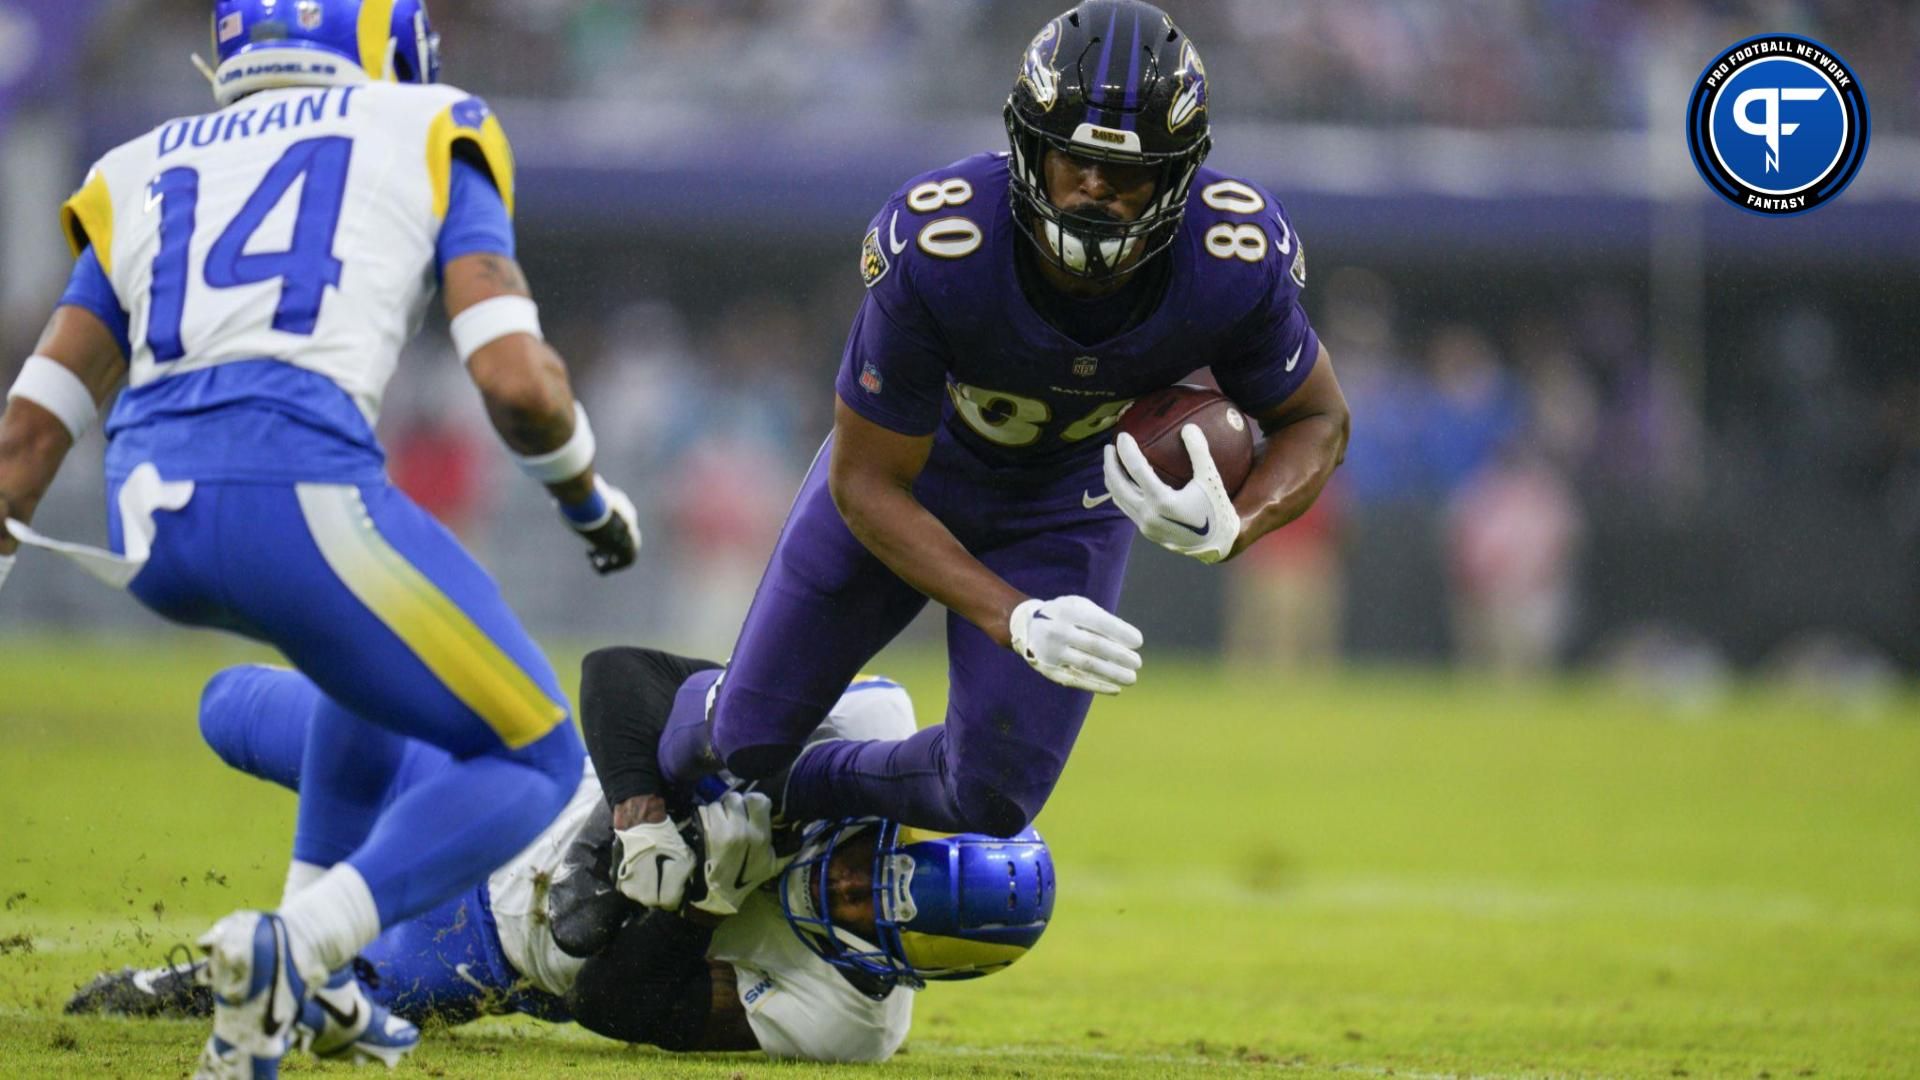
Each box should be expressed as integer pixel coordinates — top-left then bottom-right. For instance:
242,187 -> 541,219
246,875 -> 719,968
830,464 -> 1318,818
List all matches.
689,791 -> 778,918
612,818 -> 696,910
1103,425 -> 1242,564
1008,595 -> 1144,695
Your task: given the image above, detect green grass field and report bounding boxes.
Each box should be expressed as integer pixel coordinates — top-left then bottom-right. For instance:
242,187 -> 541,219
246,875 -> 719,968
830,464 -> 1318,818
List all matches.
2,633 -> 1917,1078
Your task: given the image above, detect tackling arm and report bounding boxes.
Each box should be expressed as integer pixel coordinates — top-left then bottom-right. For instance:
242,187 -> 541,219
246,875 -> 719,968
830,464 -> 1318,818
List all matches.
576,646 -> 723,828
0,306 -> 128,555
442,252 -> 638,573
1227,342 -> 1349,559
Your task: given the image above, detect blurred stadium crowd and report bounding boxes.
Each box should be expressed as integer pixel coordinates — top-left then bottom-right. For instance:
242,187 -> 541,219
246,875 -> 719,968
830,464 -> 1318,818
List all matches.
1,1 -> 1915,699
419,0 -> 1920,131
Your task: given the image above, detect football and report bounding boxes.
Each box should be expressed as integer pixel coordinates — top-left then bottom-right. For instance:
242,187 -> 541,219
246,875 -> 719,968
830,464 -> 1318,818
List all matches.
1115,384 -> 1255,494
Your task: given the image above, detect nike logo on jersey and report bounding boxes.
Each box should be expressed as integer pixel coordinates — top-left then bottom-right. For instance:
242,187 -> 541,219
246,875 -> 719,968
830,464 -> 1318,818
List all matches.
1285,342 -> 1303,372
454,963 -> 489,991
888,211 -> 908,255
1082,491 -> 1114,509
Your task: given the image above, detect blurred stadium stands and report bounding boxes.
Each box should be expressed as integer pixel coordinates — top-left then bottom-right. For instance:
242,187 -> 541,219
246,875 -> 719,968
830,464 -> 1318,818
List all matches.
2,1 -> 1915,687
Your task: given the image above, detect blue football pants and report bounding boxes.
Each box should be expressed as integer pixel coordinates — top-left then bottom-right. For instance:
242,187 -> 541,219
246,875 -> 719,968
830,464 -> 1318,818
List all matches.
118,478 -> 583,927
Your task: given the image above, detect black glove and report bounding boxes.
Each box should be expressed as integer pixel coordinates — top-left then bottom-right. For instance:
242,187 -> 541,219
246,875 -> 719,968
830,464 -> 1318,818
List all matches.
548,801 -> 640,958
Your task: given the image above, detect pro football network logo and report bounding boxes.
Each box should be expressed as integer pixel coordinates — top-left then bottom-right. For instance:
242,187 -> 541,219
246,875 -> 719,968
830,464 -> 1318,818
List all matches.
1686,34 -> 1868,216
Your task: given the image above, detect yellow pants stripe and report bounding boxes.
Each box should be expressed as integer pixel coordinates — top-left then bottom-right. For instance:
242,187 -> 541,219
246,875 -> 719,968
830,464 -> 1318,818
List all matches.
298,483 -> 563,749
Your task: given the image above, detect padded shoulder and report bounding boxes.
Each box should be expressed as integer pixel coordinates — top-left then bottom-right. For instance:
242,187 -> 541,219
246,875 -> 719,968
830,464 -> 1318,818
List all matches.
858,152 -> 1009,297
60,167 -> 115,274
1183,167 -> 1308,303
418,85 -> 516,219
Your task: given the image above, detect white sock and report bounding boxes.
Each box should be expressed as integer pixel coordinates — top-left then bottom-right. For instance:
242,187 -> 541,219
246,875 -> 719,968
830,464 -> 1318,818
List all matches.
282,860 -> 326,905
278,863 -> 380,983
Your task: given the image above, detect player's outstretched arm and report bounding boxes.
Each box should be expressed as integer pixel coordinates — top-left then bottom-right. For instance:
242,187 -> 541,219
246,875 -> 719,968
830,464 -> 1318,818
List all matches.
829,401 -> 1142,692
0,306 -> 127,556
1229,343 -> 1349,558
443,252 -> 639,574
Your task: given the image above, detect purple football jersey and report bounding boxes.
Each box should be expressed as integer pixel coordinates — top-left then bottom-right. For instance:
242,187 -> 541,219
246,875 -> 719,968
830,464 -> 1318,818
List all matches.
835,152 -> 1319,473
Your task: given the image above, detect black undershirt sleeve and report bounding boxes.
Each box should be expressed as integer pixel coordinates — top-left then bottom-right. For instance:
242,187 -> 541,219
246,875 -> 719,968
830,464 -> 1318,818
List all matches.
578,647 -> 722,808
564,910 -> 716,1051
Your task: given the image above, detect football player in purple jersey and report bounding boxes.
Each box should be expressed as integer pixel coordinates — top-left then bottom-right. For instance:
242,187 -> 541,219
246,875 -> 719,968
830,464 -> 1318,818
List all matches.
620,0 -> 1349,886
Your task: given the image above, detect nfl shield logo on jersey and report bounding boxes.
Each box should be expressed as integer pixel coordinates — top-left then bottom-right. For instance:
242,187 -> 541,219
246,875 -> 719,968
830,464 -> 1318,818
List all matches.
859,362 -> 883,394
297,0 -> 324,30
1072,356 -> 1098,378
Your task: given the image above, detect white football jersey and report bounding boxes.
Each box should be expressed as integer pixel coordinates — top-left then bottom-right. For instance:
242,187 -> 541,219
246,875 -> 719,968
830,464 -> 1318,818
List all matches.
60,80 -> 515,424
487,677 -> 918,1062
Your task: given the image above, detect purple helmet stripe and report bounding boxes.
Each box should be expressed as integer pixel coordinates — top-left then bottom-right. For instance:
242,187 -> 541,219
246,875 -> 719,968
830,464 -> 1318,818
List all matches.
1119,10 -> 1144,130
1085,5 -> 1120,127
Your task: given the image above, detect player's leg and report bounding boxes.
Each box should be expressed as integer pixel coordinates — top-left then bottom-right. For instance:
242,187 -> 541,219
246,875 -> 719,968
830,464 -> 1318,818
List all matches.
196,665 -> 442,1066
780,507 -> 1134,835
709,440 -> 930,779
198,665 -> 318,793
227,480 -> 582,920
192,480 -> 581,1068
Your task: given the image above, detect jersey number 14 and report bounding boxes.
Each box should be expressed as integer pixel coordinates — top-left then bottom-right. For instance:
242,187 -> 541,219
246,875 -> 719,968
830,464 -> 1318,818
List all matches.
145,135 -> 352,363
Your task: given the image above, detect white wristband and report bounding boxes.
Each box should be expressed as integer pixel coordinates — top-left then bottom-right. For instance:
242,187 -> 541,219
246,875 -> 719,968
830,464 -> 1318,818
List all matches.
450,295 -> 542,364
8,355 -> 97,441
516,402 -> 596,484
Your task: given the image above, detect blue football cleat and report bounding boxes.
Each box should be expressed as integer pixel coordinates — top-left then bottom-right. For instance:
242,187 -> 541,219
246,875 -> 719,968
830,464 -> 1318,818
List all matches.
194,911 -> 311,1080
298,967 -> 421,1068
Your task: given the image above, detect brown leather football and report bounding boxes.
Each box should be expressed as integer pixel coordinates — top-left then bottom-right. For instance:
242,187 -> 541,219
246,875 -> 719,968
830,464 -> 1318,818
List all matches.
1114,384 -> 1255,494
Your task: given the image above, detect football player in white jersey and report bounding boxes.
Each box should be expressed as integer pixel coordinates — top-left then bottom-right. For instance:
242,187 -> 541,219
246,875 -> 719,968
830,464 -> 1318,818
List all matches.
0,3 -> 639,1076
71,661 -> 1058,1063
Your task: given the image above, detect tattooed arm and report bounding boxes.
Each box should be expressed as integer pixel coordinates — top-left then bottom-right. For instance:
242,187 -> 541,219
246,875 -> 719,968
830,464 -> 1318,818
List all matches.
442,252 -> 595,507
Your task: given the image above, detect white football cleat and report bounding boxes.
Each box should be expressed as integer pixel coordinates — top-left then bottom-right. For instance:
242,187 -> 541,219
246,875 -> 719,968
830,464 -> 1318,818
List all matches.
194,911 -> 312,1080
298,966 -> 421,1068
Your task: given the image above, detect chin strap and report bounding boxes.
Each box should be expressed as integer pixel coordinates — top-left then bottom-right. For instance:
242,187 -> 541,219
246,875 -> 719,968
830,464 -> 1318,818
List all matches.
190,52 -> 218,92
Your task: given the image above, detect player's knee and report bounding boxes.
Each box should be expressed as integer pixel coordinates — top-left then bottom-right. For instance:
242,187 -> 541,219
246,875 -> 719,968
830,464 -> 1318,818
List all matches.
723,742 -> 801,782
518,719 -> 585,790
197,665 -> 265,770
949,778 -> 1035,838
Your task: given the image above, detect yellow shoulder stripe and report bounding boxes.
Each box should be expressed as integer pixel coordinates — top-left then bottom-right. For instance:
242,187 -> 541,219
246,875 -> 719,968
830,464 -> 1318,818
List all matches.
427,100 -> 517,220
60,169 -> 114,274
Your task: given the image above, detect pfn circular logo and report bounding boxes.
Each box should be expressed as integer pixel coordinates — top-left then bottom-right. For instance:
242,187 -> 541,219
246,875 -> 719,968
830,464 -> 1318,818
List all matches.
1687,35 -> 1869,216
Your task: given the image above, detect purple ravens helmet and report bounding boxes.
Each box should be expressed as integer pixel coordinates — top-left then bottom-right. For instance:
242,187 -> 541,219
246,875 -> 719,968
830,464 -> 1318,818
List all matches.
780,819 -> 1056,998
1005,0 -> 1212,279
209,0 -> 441,106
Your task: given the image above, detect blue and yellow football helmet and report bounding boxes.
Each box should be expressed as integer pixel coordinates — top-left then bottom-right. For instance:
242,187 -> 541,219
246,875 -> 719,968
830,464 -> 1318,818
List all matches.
208,0 -> 440,105
780,818 -> 1056,998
